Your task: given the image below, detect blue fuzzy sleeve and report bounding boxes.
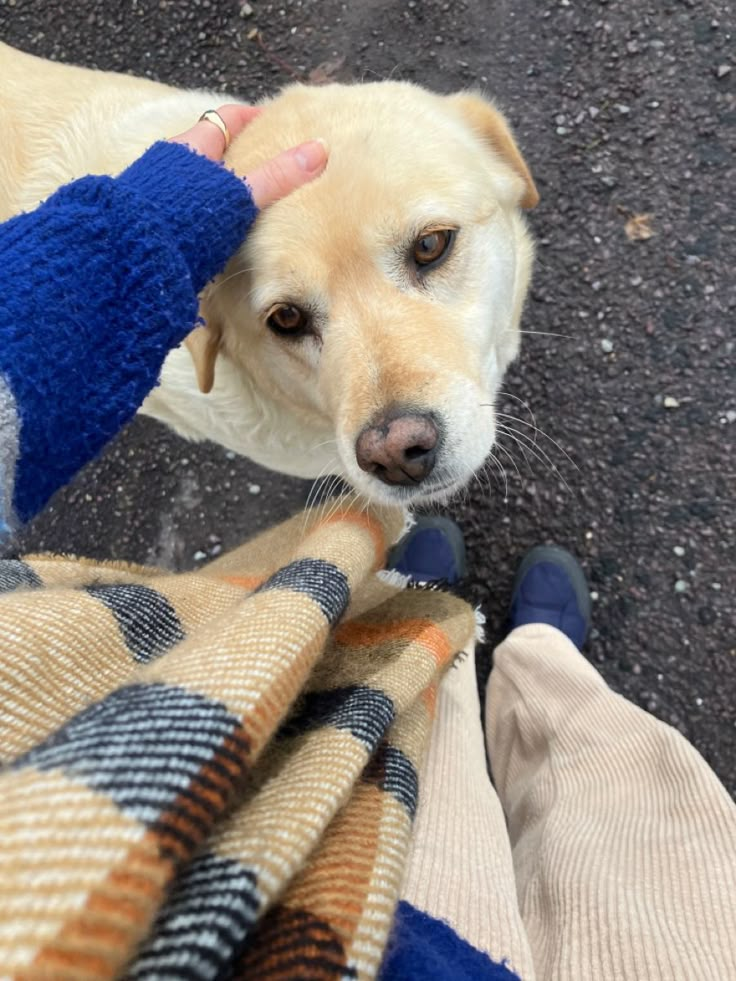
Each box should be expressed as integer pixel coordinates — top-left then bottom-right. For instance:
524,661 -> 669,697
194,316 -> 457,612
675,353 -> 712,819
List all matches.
0,141 -> 257,533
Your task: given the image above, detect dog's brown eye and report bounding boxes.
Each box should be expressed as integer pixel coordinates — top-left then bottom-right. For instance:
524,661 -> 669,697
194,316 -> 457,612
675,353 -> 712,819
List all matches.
413,229 -> 454,269
266,303 -> 310,337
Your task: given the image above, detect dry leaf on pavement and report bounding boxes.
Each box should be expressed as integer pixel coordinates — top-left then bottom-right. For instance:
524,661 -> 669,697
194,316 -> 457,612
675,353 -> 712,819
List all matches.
625,213 -> 655,241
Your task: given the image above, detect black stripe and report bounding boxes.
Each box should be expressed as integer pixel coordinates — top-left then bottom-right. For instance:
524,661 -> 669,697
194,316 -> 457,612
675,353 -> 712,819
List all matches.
245,951 -> 356,975
86,583 -> 184,662
363,743 -> 419,819
0,558 -> 42,593
280,685 -> 395,748
13,683 -> 249,826
156,803 -> 211,840
126,853 -> 261,980
238,906 -> 358,978
257,557 -> 350,624
153,821 -> 201,861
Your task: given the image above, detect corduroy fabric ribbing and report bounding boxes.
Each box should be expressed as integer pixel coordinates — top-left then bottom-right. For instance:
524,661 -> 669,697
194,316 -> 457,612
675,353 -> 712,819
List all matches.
487,623 -> 736,981
392,627 -> 736,981
397,647 -> 536,979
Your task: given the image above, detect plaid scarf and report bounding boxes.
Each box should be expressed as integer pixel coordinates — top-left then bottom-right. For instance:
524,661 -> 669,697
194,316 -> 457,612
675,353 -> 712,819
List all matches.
0,502 -> 475,980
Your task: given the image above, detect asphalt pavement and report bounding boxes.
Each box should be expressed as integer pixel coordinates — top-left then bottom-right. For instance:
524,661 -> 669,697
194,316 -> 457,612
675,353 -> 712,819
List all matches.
2,0 -> 733,794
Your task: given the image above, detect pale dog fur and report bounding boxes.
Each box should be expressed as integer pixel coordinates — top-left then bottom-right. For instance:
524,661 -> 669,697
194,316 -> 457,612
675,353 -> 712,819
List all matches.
0,42 -> 537,507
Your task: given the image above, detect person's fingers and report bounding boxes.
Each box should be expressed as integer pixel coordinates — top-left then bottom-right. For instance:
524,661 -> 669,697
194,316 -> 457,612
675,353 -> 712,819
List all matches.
170,104 -> 261,161
246,139 -> 329,210
170,105 -> 329,207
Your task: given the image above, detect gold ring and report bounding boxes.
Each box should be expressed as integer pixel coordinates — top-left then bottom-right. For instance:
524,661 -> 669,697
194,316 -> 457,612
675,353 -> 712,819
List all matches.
198,109 -> 231,151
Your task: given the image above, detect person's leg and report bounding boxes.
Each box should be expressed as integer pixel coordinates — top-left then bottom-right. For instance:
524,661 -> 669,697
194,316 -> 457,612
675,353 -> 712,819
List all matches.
486,548 -> 736,981
397,643 -> 537,979
385,519 -> 536,980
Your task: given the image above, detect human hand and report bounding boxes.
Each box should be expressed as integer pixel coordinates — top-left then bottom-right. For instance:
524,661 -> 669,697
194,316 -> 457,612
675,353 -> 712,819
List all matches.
170,104 -> 327,208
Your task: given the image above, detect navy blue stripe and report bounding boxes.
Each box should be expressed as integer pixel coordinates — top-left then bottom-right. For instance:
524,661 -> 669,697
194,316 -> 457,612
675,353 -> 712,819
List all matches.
380,901 -> 522,980
257,557 -> 350,624
86,583 -> 185,663
127,853 -> 261,979
0,558 -> 42,593
363,743 -> 419,819
12,683 -> 249,825
280,685 -> 395,748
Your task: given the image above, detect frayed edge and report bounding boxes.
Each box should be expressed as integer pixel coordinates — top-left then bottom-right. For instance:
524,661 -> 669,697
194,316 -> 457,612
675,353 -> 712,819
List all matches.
376,568 -> 411,589
474,606 -> 486,644
0,376 -> 20,551
399,508 -> 416,541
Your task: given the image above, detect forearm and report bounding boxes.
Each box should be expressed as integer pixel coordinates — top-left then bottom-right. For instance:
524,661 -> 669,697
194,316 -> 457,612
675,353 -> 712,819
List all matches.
0,141 -> 256,532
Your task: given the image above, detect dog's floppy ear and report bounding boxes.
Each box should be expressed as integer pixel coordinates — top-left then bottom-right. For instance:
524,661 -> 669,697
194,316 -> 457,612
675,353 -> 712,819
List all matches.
184,317 -> 222,394
448,92 -> 539,210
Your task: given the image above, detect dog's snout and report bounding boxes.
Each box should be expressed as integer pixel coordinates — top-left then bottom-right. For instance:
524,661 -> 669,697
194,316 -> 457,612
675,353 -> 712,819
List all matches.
355,412 -> 439,486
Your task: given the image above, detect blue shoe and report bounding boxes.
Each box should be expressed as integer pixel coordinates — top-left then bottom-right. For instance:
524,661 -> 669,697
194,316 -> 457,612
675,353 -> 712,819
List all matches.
509,545 -> 591,649
387,516 -> 466,586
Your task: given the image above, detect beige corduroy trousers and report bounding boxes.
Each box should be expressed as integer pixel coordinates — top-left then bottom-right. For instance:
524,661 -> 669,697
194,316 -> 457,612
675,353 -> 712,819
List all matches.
400,624 -> 736,981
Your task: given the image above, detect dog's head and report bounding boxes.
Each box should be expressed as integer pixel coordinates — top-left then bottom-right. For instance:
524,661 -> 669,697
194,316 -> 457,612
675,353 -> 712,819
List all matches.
190,81 -> 537,505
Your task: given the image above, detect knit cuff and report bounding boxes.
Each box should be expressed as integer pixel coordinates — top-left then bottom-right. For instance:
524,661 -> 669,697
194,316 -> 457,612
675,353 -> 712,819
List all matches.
117,141 -> 258,294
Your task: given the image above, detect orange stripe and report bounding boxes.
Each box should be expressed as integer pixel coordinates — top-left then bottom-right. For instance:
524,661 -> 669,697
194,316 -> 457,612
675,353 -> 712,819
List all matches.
219,574 -> 265,590
171,786 -> 225,823
104,849 -> 170,903
19,946 -> 113,979
150,824 -> 193,863
286,783 -> 385,935
25,833 -> 174,981
334,617 -> 452,668
182,730 -> 252,814
421,680 -> 438,716
84,888 -> 150,926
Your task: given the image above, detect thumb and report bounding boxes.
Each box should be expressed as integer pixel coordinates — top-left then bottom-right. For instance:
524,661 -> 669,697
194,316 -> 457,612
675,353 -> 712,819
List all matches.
246,139 -> 328,210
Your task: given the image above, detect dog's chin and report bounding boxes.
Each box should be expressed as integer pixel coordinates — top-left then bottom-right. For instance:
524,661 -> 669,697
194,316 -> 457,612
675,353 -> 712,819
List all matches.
345,471 -> 472,509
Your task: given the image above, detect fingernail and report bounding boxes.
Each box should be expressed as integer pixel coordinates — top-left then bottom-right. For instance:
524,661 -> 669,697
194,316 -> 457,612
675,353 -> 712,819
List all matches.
293,138 -> 328,173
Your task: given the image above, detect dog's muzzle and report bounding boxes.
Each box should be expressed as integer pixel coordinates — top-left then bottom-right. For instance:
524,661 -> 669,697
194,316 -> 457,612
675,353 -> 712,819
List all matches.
355,409 -> 439,487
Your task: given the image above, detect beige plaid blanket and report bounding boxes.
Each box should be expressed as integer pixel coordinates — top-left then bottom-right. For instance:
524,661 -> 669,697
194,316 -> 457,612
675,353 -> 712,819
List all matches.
0,501 -> 475,980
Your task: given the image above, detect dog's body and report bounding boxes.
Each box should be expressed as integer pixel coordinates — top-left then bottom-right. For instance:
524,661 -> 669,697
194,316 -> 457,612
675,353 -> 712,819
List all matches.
0,42 -> 537,506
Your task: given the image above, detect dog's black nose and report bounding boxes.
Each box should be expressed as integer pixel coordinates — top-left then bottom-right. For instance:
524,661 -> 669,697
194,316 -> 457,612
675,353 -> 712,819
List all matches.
355,411 -> 439,486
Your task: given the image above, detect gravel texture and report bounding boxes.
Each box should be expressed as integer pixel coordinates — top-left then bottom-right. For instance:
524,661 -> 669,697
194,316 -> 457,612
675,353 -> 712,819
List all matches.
2,0 -> 734,794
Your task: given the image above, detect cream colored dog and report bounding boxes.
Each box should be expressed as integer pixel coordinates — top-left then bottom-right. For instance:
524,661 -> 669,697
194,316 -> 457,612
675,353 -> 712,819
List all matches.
0,42 -> 537,506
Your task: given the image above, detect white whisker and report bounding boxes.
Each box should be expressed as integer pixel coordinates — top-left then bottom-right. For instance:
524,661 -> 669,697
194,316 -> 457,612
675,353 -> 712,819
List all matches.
507,329 -> 573,339
496,423 -> 574,497
493,441 -> 523,487
208,263 -> 257,295
302,458 -> 341,535
498,423 -> 534,472
485,391 -> 540,441
496,413 -> 579,472
487,452 -> 508,501
309,437 -> 339,453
